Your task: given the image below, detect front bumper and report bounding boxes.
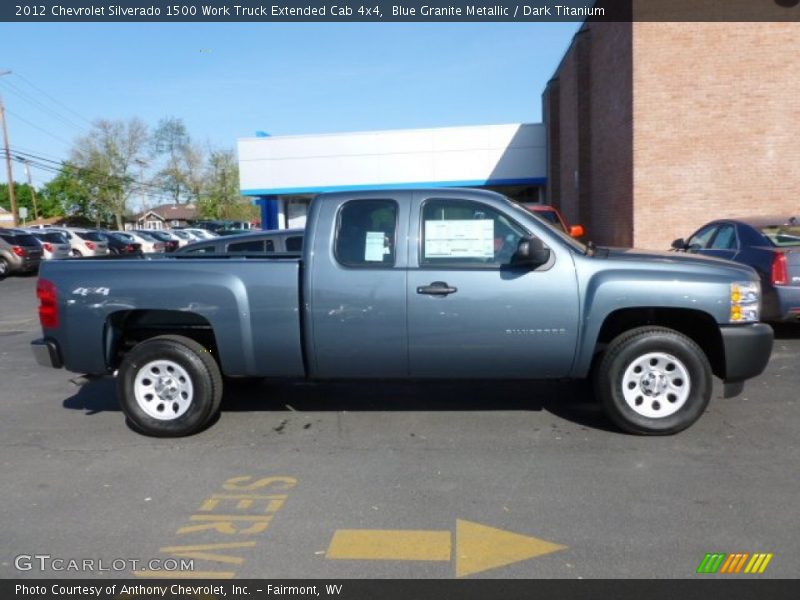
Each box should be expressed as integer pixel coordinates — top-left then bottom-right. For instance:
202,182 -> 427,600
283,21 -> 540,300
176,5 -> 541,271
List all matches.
31,338 -> 63,369
720,323 -> 773,382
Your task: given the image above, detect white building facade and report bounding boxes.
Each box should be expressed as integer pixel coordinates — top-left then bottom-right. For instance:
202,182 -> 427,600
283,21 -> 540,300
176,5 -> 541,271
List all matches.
238,123 -> 547,229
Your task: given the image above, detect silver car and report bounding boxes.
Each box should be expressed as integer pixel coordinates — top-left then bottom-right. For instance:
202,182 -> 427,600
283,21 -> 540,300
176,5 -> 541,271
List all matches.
27,230 -> 71,260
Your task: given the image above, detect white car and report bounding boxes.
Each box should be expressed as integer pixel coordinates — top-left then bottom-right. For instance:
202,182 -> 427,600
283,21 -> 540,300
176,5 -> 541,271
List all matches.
50,228 -> 109,257
165,229 -> 195,247
119,231 -> 166,254
182,228 -> 218,240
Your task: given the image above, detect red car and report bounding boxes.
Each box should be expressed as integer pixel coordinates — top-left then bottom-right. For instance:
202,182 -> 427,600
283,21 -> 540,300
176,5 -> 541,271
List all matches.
521,203 -> 585,238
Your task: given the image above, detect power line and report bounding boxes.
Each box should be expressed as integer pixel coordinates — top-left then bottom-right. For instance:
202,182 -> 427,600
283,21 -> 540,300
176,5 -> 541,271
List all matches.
4,108 -> 72,146
0,79 -> 87,133
13,72 -> 94,128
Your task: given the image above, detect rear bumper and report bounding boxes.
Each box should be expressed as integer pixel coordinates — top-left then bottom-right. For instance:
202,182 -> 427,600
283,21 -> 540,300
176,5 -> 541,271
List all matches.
775,286 -> 800,322
31,338 -> 63,369
720,323 -> 773,382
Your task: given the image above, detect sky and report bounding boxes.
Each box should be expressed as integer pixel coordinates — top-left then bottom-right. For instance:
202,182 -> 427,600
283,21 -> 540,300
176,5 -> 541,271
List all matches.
0,22 -> 580,189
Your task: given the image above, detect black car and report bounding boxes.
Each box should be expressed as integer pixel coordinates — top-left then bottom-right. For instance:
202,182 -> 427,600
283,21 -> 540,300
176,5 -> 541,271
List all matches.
97,231 -> 144,256
672,217 -> 800,322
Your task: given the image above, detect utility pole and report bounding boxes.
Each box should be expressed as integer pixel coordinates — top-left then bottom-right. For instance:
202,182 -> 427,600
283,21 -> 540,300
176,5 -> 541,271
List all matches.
0,70 -> 17,227
23,160 -> 39,221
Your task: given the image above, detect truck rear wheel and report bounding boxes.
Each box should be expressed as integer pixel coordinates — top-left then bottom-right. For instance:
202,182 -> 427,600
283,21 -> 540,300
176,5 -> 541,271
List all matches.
117,335 -> 222,437
594,326 -> 712,435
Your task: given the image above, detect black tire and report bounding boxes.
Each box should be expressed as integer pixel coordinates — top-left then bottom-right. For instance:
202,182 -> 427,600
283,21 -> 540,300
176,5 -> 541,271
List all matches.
70,249 -> 82,257
0,257 -> 8,279
117,335 -> 223,437
594,326 -> 712,435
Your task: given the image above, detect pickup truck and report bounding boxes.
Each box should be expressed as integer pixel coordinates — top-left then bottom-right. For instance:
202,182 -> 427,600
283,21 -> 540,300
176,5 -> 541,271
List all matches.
31,189 -> 774,437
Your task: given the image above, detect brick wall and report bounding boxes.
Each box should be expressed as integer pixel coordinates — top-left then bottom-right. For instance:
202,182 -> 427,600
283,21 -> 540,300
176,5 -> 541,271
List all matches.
633,22 -> 800,249
546,18 -> 800,249
544,22 -> 633,247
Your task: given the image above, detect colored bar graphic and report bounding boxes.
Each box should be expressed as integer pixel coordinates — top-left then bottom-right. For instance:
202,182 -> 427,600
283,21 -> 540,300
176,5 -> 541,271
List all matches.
698,552 -> 774,574
697,553 -> 726,574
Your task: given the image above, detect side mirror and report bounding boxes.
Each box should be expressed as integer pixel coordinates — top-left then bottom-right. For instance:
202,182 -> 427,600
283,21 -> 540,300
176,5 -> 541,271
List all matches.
671,238 -> 687,251
512,237 -> 550,267
569,224 -> 585,238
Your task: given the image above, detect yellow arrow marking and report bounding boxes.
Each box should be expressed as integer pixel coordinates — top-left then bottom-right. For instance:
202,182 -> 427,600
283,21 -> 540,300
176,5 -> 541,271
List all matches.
326,520 -> 566,577
327,530 -> 451,561
455,519 -> 567,577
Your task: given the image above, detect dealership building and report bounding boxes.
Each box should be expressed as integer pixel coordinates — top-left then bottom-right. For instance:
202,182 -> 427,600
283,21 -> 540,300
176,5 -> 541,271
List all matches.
238,123 -> 547,231
239,14 -> 800,249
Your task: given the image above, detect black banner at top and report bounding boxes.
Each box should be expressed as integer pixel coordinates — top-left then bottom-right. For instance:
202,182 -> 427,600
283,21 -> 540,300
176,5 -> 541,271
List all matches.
4,0 -> 800,22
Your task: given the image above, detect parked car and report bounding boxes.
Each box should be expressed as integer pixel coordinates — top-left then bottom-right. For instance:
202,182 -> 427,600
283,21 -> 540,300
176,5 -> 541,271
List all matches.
26,229 -> 71,260
32,189 -> 772,437
175,228 -> 304,255
180,228 -> 218,240
49,228 -> 109,257
117,231 -> 166,254
521,203 -> 585,238
672,217 -> 800,322
167,229 -> 197,246
0,228 -> 43,277
97,231 -> 143,256
133,229 -> 179,252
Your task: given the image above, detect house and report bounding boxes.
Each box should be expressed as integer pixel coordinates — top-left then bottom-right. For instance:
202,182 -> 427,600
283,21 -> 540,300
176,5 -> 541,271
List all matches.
129,203 -> 198,230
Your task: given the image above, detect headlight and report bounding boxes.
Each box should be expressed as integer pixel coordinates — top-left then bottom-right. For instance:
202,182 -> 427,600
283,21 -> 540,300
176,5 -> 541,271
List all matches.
730,281 -> 760,323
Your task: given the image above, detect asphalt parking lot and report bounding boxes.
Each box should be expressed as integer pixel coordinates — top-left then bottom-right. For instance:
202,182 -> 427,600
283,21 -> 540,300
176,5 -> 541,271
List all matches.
1,274 -> 798,580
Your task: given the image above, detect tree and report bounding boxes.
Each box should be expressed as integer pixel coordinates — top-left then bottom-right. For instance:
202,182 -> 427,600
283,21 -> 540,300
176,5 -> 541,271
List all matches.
151,116 -> 190,204
38,166 -> 93,220
1,182 -> 64,221
198,149 -> 242,220
70,118 -> 149,230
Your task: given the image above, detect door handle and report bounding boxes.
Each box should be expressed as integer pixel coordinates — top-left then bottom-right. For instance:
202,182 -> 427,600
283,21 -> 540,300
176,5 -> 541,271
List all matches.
417,281 -> 458,296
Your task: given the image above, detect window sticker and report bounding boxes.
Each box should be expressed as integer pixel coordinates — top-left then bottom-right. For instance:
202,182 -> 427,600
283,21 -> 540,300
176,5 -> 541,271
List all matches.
364,231 -> 386,262
425,219 -> 494,258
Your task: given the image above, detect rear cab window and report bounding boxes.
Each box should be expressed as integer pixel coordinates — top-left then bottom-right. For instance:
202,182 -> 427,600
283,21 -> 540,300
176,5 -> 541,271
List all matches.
335,199 -> 398,267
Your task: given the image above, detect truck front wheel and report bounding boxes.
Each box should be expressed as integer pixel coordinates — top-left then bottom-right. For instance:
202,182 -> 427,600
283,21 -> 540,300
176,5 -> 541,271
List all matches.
594,327 -> 712,435
117,335 -> 223,437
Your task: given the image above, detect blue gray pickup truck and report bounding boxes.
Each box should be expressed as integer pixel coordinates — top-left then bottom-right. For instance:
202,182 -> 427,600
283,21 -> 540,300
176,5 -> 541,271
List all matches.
31,189 -> 773,436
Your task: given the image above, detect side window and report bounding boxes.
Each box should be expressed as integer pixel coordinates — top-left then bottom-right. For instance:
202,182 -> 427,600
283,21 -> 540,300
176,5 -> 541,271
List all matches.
421,198 -> 527,267
687,225 -> 717,251
228,240 -> 264,253
335,199 -> 397,267
709,224 -> 737,250
285,236 -> 303,252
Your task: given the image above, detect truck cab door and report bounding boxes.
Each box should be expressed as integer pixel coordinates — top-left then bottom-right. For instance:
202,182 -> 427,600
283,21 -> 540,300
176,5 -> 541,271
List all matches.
306,196 -> 409,379
406,194 -> 580,379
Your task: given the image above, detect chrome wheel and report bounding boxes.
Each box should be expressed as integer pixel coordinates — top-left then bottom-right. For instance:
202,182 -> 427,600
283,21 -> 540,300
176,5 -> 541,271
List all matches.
133,359 -> 194,420
621,352 -> 691,419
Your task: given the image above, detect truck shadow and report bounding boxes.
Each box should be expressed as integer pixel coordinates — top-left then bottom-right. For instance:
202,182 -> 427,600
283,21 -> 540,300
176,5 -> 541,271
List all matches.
62,377 -> 614,432
771,322 -> 800,339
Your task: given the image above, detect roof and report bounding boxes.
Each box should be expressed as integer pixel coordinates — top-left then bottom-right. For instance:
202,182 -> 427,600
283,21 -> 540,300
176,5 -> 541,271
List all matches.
133,203 -> 198,221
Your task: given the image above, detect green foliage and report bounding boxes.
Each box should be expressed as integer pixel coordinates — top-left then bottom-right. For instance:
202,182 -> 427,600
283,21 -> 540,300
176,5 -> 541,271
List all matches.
0,181 -> 64,221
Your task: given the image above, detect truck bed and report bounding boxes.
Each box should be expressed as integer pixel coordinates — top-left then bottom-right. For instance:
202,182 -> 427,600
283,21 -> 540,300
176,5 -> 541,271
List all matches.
38,257 -> 306,378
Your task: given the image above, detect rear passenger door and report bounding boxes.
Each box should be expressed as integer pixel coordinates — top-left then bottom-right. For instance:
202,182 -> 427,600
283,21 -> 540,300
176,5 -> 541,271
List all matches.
308,197 -> 408,378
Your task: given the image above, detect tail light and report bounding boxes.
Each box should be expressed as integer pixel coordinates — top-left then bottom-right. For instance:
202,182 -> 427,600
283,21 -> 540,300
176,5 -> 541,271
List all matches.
37,279 -> 59,328
86,241 -> 96,250
12,246 -> 26,257
126,244 -> 135,253
772,253 -> 788,286
43,242 -> 53,253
